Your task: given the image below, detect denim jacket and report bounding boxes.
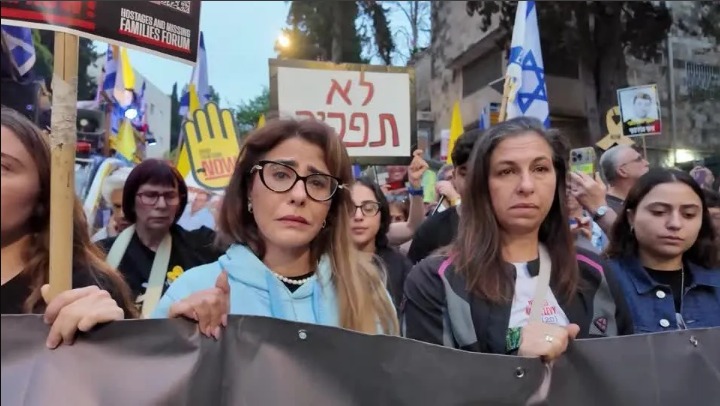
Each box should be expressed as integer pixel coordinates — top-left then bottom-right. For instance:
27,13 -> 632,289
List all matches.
608,257 -> 720,333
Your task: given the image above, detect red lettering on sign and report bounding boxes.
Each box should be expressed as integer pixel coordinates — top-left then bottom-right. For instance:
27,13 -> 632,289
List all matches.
325,79 -> 352,106
374,113 -> 399,147
201,156 -> 235,181
358,71 -> 374,106
294,111 -> 398,149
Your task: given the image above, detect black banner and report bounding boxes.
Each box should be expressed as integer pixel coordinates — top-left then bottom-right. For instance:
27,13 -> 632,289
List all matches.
0,1 -> 201,64
1,315 -> 718,405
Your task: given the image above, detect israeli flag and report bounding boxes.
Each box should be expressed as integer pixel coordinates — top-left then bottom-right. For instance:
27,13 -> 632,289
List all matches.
179,31 -> 209,117
102,45 -> 117,93
1,25 -> 36,77
506,1 -> 550,127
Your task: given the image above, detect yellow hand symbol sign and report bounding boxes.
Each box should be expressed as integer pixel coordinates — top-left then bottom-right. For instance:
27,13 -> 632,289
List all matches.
183,102 -> 240,190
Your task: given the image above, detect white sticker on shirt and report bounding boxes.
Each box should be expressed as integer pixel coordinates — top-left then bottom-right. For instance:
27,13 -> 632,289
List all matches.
508,262 -> 569,330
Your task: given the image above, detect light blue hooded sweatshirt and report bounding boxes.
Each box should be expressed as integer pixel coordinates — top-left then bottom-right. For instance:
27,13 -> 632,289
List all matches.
151,244 -> 340,326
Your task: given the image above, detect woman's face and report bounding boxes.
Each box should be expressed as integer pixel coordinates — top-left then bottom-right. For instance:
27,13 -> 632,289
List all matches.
488,132 -> 556,235
134,183 -> 181,232
629,181 -> 703,260
349,184 -> 382,249
249,137 -> 332,252
0,125 -> 40,241
389,204 -> 406,223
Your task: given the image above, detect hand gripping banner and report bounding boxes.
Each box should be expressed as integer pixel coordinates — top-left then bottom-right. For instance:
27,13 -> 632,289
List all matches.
1,315 -> 718,405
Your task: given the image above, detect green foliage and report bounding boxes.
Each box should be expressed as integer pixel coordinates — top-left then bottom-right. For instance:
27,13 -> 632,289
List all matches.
208,85 -> 220,104
169,82 -> 181,151
465,1 -> 672,62
277,1 -> 395,64
232,87 -> 270,136
30,29 -> 99,100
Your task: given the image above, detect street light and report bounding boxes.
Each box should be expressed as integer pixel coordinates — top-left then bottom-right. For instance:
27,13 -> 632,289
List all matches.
277,32 -> 291,49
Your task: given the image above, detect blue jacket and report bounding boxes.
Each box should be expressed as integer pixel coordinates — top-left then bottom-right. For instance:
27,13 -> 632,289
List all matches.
151,244 -> 341,327
608,257 -> 720,333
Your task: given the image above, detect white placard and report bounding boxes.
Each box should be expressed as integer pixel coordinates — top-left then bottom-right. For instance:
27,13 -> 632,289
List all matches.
275,65 -> 413,160
617,84 -> 662,137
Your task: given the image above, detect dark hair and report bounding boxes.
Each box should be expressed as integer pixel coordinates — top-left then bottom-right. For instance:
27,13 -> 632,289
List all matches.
633,92 -> 652,103
354,177 -> 391,249
122,159 -> 188,224
606,168 -> 719,268
453,116 -> 578,303
706,189 -> 720,209
0,106 -> 137,315
451,128 -> 483,167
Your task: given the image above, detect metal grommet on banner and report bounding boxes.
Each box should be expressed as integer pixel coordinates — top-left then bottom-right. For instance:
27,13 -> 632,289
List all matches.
689,336 -> 699,347
515,367 -> 525,379
298,329 -> 308,340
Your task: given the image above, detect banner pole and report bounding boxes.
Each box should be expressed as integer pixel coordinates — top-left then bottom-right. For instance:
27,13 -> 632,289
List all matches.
48,31 -> 79,300
498,75 -> 512,123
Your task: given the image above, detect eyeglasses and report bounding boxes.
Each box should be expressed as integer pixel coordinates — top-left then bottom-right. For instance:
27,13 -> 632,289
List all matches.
137,191 -> 181,206
250,160 -> 344,202
620,155 -> 645,167
352,201 -> 381,217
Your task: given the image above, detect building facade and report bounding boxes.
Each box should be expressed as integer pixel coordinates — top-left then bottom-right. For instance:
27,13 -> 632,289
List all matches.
422,2 -> 719,166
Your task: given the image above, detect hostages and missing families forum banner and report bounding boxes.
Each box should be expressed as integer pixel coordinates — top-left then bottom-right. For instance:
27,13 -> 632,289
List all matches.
0,1 -> 201,64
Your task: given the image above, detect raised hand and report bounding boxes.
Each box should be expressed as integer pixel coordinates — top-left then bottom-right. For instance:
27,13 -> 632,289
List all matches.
183,102 -> 240,190
407,149 -> 429,188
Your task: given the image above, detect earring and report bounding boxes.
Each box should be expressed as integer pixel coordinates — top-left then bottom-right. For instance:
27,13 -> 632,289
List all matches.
629,225 -> 634,234
322,220 -> 326,229
247,201 -> 253,213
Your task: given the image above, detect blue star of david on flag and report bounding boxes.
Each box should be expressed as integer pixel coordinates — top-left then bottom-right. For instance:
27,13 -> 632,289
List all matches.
1,25 -> 36,78
506,1 -> 550,128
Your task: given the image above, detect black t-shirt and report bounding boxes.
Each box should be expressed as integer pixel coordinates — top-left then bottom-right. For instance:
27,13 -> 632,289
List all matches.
1,267 -> 134,316
97,225 -> 221,310
376,246 -> 413,309
407,206 -> 460,264
645,267 -> 690,312
606,194 -> 625,214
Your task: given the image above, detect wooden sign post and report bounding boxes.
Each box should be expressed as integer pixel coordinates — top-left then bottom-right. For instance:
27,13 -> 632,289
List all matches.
47,32 -> 79,300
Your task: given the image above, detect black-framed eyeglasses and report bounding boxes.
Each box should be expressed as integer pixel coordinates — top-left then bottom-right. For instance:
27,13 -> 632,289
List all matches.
250,160 -> 345,202
137,191 -> 181,206
352,201 -> 381,217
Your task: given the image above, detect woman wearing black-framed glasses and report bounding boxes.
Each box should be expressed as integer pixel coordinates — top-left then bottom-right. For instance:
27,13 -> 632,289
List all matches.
350,177 -> 413,310
152,118 -> 398,338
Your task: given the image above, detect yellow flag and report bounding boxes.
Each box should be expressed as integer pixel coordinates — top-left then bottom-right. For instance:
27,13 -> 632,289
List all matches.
115,119 -> 136,162
175,85 -> 202,178
446,101 -> 464,164
257,114 -> 266,129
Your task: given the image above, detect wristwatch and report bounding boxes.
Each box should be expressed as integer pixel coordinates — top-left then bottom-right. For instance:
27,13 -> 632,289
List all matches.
592,205 -> 609,222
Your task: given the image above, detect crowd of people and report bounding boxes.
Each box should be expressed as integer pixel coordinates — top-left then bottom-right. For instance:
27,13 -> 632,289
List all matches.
1,105 -> 718,362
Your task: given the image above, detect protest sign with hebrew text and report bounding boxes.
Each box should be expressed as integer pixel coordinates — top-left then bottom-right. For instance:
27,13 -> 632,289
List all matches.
270,59 -> 417,165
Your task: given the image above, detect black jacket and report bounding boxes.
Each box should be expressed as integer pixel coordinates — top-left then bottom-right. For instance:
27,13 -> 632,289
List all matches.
402,247 -> 634,354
